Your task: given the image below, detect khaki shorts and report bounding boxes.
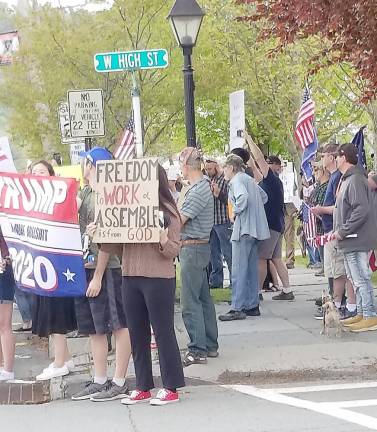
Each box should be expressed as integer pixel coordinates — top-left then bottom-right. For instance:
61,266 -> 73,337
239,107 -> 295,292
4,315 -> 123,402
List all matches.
258,230 -> 283,260
324,240 -> 346,279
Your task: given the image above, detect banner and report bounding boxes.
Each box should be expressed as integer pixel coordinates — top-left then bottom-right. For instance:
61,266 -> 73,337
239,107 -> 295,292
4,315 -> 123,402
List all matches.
0,173 -> 86,297
0,137 -> 17,173
94,158 -> 159,243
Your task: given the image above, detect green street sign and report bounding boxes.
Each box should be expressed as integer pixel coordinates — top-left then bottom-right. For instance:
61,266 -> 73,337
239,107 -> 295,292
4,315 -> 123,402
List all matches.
94,49 -> 169,73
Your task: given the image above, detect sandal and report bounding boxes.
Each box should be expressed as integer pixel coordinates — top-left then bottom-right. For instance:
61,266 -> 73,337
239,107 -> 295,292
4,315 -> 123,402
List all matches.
263,285 -> 280,293
182,351 -> 207,367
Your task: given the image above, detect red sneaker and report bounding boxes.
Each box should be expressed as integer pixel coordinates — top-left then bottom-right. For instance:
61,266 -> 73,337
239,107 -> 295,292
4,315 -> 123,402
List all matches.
150,389 -> 179,406
121,390 -> 151,405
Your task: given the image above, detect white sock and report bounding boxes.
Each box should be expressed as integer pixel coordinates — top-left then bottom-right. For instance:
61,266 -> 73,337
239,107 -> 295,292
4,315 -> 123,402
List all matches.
113,377 -> 126,387
334,302 -> 341,309
282,287 -> 291,294
94,376 -> 107,385
347,303 -> 357,312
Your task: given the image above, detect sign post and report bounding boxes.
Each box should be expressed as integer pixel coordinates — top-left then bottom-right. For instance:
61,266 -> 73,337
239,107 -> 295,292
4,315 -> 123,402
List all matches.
93,49 -> 169,158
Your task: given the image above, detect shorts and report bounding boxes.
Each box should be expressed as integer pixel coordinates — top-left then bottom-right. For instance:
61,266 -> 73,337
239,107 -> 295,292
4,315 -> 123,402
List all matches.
324,240 -> 346,279
258,230 -> 283,260
0,264 -> 15,303
75,267 -> 127,335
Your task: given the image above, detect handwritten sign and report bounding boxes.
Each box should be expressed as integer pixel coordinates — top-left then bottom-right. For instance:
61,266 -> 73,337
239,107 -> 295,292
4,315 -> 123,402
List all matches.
94,158 -> 159,243
0,173 -> 86,297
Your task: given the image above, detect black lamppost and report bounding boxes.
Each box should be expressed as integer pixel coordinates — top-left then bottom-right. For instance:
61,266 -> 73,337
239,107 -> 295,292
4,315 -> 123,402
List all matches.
168,0 -> 205,148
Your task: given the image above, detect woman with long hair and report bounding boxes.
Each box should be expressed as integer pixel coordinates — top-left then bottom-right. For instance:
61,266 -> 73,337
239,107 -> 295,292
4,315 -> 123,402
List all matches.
0,227 -> 16,381
99,164 -> 185,406
31,160 -> 76,380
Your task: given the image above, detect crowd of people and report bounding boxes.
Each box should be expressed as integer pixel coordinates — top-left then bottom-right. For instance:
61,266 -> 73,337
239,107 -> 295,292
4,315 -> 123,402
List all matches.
0,136 -> 377,406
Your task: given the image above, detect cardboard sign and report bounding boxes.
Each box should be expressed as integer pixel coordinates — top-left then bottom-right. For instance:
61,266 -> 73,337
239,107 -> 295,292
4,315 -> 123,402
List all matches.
94,158 -> 159,243
55,165 -> 84,187
0,173 -> 86,297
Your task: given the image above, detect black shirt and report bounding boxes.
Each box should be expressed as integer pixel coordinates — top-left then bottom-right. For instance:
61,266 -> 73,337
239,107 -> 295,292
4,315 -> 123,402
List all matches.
260,168 -> 285,233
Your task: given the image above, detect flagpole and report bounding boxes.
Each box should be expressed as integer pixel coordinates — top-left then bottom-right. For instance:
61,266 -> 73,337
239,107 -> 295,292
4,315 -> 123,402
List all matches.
131,71 -> 144,158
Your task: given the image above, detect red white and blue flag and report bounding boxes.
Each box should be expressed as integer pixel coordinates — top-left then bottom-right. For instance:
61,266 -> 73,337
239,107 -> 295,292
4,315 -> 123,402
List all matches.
0,173 -> 86,297
113,116 -> 135,160
295,83 -> 318,181
302,202 -> 317,248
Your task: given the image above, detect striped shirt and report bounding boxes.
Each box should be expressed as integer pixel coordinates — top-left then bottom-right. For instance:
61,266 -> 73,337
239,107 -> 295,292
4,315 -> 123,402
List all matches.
212,173 -> 230,226
181,177 -> 214,240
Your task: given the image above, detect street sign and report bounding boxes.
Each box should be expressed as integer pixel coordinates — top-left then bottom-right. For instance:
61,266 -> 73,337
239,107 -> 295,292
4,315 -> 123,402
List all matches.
94,49 -> 168,73
58,102 -> 80,144
67,89 -> 105,138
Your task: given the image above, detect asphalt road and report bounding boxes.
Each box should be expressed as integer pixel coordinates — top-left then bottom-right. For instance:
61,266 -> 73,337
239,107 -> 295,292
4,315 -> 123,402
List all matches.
2,380 -> 377,432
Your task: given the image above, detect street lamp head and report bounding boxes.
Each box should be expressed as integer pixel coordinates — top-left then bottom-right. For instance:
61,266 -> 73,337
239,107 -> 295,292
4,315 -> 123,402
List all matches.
168,0 -> 205,49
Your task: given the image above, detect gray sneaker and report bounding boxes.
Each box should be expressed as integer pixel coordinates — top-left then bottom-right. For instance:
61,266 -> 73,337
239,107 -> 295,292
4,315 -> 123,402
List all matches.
272,291 -> 295,301
90,381 -> 129,402
71,380 -> 109,401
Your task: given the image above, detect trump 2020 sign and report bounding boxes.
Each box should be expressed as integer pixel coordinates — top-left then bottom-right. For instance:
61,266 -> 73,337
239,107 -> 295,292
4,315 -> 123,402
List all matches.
0,172 -> 86,297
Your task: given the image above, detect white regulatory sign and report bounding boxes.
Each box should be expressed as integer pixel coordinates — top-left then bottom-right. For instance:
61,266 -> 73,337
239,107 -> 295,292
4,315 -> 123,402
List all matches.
67,89 -> 105,138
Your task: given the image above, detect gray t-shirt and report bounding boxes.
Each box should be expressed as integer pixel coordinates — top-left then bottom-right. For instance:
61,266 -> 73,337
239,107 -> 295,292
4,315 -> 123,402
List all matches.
181,177 -> 214,240
79,186 -> 120,269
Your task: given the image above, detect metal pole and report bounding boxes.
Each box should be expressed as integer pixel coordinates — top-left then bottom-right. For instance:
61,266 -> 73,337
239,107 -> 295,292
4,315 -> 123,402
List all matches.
131,71 -> 144,158
182,46 -> 196,147
85,137 -> 92,151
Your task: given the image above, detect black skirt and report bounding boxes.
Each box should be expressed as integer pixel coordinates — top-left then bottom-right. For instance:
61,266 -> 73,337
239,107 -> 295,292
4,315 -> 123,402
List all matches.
0,264 -> 15,302
32,295 -> 77,338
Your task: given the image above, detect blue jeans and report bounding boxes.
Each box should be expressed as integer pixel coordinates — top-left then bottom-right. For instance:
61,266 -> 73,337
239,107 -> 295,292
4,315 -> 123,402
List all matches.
344,251 -> 376,318
209,222 -> 232,287
14,287 -> 35,322
307,244 -> 320,265
180,243 -> 219,355
231,235 -> 259,311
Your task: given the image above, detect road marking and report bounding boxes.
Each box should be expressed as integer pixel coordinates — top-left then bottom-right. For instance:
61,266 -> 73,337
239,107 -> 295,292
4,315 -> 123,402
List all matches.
224,385 -> 377,431
270,381 -> 377,394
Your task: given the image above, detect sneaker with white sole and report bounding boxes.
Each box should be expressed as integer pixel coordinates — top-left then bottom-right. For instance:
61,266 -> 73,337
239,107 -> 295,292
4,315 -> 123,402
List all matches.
42,359 -> 75,374
90,381 -> 129,402
0,370 -> 14,382
150,389 -> 179,406
121,390 -> 151,405
36,364 -> 69,381
71,380 -> 109,401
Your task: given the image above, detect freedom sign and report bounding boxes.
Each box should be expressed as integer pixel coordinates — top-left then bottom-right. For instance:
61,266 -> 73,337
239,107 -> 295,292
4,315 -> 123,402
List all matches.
0,173 -> 86,297
93,158 -> 159,243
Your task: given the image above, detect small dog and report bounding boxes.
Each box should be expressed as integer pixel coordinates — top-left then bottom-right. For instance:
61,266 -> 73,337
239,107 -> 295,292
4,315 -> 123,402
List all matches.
320,293 -> 342,337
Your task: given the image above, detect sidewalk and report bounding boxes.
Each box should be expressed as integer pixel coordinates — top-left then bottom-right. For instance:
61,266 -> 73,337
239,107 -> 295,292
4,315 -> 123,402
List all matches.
8,266 -> 377,403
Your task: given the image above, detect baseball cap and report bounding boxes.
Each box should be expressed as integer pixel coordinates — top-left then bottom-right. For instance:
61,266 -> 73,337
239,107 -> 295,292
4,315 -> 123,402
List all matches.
266,155 -> 282,166
338,143 -> 358,165
79,146 -> 113,166
231,148 -> 250,164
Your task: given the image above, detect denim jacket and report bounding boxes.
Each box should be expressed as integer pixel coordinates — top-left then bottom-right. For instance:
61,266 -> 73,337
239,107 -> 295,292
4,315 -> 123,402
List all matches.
229,172 -> 270,242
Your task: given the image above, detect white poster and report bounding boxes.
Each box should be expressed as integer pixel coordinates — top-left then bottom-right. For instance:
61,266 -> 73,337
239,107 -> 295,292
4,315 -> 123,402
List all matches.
0,31 -> 19,66
0,136 -> 17,172
280,160 -> 296,203
229,90 -> 245,151
69,142 -> 85,165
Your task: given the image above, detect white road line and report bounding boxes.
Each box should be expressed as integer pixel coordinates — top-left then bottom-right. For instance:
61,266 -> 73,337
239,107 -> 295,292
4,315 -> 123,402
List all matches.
269,381 -> 377,394
224,385 -> 377,431
321,400 -> 377,409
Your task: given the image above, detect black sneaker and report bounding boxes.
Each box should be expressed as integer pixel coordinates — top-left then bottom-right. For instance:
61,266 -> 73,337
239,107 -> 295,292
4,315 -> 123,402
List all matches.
182,351 -> 207,367
218,310 -> 246,321
207,351 -> 219,358
314,306 -> 323,320
272,291 -> 295,301
71,380 -> 109,401
340,308 -> 357,321
90,381 -> 129,402
243,306 -> 261,317
315,297 -> 322,307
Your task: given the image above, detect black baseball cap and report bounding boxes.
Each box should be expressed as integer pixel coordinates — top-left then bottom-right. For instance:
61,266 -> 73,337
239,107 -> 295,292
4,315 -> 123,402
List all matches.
231,148 -> 250,164
266,155 -> 282,166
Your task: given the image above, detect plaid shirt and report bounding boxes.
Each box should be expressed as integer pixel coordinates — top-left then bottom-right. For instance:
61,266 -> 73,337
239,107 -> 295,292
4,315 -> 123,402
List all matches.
212,173 -> 230,225
309,181 -> 328,235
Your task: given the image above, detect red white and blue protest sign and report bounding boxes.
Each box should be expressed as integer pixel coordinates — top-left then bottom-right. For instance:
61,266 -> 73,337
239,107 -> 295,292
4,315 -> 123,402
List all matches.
0,172 -> 86,297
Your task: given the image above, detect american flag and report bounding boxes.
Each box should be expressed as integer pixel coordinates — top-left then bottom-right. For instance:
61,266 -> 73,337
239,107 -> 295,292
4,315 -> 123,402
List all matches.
295,83 -> 315,150
113,116 -> 135,160
302,202 -> 317,248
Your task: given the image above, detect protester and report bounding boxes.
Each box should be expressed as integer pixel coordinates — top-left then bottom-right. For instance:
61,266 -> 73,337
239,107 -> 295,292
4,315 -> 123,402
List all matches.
104,164 -> 184,406
245,133 -> 295,301
308,163 -> 330,277
332,143 -> 377,332
0,227 -> 15,382
178,147 -> 218,365
311,144 -> 356,319
204,159 -> 232,289
31,160 -> 76,381
218,154 -> 269,321
71,147 -> 131,402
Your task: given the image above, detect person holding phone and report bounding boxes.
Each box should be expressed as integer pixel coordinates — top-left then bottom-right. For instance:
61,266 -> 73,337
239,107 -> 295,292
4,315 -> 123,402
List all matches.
93,164 -> 185,406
